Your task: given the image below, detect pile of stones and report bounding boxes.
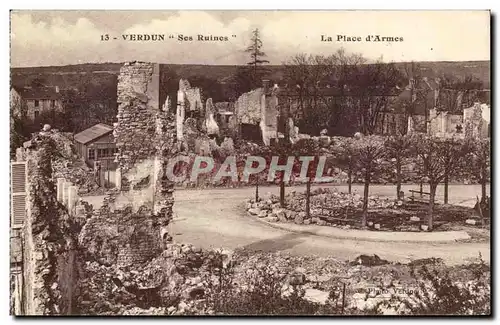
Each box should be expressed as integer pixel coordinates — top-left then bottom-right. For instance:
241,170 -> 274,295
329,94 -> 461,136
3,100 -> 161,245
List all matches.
245,188 -> 397,229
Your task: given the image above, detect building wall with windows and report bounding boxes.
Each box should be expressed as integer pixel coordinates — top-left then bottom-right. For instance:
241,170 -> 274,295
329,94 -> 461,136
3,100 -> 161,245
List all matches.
26,98 -> 63,120
10,86 -> 63,121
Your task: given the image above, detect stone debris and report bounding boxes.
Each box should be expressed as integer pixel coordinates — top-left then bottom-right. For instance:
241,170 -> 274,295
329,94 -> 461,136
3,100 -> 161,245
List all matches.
303,288 -> 330,305
245,187 -> 399,230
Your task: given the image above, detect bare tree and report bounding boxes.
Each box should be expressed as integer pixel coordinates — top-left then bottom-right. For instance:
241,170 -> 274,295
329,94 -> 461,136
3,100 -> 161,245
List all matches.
292,139 -> 321,218
352,135 -> 387,227
437,74 -> 485,114
469,138 -> 490,202
385,134 -> 414,200
413,135 -> 471,230
331,137 -> 356,194
351,59 -> 405,135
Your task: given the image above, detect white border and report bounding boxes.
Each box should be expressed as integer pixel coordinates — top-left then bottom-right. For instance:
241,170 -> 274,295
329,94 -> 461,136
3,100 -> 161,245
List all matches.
1,2 -> 497,324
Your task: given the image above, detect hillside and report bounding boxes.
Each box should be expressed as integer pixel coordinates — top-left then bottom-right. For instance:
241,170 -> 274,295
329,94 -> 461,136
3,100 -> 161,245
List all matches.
11,60 -> 491,89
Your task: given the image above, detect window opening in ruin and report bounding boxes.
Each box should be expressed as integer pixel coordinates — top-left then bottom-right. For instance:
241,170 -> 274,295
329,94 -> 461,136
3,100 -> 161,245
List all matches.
241,123 -> 263,143
34,110 -> 39,119
50,100 -> 55,108
34,100 -> 39,108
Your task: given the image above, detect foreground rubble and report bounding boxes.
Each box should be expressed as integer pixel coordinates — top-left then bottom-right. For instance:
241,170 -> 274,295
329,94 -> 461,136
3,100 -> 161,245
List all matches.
76,241 -> 490,315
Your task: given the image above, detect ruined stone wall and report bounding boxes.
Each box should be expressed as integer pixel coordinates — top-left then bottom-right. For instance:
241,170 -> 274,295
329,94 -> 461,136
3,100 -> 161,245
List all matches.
464,103 -> 489,139
22,134 -> 80,315
79,203 -> 165,267
79,61 -> 177,270
235,88 -> 264,125
115,62 -> 160,186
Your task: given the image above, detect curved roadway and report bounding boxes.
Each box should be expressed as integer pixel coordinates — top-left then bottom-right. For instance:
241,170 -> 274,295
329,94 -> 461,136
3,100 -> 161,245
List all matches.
169,184 -> 490,266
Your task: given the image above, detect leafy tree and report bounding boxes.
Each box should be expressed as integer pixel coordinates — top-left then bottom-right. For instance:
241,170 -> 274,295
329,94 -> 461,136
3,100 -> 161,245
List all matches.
10,115 -> 27,160
352,135 -> 386,227
413,135 -> 471,230
385,134 -> 415,199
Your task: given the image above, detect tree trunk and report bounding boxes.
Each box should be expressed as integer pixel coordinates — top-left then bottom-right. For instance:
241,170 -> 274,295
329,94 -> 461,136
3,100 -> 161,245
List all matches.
362,170 -> 370,228
428,183 -> 437,231
444,170 -> 449,204
347,166 -> 352,194
396,155 -> 402,200
481,165 -> 487,201
255,183 -> 259,202
280,180 -> 285,208
306,179 -> 311,219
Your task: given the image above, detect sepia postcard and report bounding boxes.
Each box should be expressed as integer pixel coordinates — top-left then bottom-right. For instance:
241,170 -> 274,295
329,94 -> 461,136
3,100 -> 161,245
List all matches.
9,10 -> 491,316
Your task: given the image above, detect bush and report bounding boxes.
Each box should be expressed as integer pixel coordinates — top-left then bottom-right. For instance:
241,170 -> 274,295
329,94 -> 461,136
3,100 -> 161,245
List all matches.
201,264 -> 342,315
402,255 -> 490,315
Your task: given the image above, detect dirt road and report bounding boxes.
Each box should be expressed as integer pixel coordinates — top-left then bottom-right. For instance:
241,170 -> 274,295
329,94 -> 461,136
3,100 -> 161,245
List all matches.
169,184 -> 490,265
83,184 -> 490,265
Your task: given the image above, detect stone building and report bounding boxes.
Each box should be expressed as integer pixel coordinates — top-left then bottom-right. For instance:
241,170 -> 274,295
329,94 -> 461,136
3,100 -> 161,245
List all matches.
428,102 -> 491,139
10,86 -> 63,121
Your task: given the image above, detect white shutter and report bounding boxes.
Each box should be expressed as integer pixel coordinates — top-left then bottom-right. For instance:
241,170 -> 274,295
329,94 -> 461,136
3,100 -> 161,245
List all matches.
10,162 -> 27,229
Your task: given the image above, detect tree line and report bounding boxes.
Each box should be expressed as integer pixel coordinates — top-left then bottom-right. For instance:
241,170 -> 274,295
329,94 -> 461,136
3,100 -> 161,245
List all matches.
250,134 -> 490,232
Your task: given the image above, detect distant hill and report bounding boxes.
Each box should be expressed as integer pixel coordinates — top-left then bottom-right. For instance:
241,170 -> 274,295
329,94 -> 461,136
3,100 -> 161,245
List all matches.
11,60 -> 491,89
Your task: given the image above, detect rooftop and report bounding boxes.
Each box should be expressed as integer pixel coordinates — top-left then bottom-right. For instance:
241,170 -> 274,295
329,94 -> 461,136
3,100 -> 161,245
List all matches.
12,85 -> 62,100
74,123 -> 114,145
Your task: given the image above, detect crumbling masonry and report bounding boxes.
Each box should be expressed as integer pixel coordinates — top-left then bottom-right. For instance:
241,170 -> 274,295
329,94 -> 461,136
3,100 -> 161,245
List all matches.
22,134 -> 81,315
94,62 -> 177,267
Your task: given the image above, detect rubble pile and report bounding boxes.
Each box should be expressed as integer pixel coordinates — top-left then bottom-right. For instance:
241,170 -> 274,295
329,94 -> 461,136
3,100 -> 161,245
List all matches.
245,188 -> 398,230
74,242 -> 490,316
76,243 -> 231,315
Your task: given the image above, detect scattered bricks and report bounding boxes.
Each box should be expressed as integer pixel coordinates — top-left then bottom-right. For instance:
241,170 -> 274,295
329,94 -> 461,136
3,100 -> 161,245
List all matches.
410,216 -> 420,222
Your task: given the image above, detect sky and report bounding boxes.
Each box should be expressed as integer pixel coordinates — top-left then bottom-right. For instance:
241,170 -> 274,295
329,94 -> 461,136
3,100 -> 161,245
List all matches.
10,10 -> 490,67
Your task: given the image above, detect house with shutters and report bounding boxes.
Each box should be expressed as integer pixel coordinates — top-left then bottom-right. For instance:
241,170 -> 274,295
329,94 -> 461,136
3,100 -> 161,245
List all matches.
10,86 -> 64,121
10,161 -> 26,314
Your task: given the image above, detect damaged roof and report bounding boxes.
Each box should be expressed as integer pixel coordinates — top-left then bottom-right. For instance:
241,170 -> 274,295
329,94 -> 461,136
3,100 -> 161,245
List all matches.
12,86 -> 62,100
74,123 -> 114,145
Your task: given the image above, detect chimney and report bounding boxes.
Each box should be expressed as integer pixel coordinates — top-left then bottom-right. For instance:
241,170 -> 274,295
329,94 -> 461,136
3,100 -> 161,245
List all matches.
262,79 -> 270,92
55,86 -> 60,93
